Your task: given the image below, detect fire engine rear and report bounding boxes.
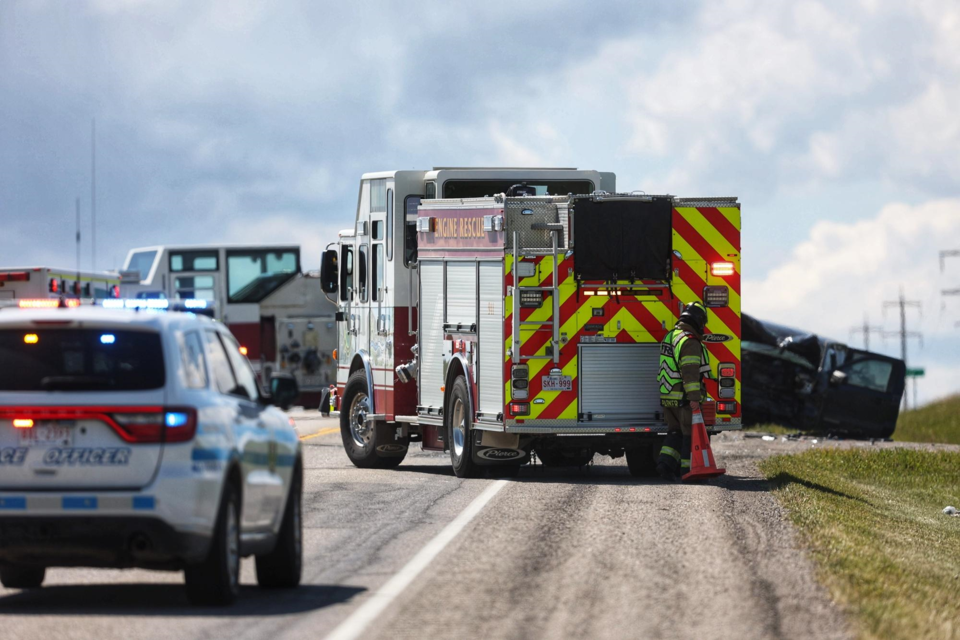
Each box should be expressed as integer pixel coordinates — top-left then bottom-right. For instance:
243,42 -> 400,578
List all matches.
320,169 -> 741,477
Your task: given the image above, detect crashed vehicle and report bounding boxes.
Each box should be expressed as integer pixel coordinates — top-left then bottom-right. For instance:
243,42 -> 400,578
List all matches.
741,314 -> 905,438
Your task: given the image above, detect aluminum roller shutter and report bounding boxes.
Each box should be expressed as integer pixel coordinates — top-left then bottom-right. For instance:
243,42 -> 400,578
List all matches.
478,262 -> 503,416
579,344 -> 661,420
445,262 -> 477,325
419,261 -> 445,410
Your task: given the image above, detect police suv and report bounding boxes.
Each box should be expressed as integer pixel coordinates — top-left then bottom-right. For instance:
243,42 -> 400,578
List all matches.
0,306 -> 303,605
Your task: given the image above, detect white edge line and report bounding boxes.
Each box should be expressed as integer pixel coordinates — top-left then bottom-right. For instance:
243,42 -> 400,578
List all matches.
323,479 -> 509,640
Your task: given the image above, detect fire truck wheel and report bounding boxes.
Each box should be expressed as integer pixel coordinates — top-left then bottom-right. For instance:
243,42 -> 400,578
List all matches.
626,444 -> 658,478
340,370 -> 407,468
447,376 -> 480,478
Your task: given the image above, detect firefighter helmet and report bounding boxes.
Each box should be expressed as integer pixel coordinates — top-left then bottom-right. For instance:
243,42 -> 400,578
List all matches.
679,301 -> 707,333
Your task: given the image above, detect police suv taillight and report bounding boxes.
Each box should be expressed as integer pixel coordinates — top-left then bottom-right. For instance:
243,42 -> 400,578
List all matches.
110,407 -> 198,443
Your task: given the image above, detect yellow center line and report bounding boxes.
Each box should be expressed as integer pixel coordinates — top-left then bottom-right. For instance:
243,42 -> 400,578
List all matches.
300,426 -> 340,441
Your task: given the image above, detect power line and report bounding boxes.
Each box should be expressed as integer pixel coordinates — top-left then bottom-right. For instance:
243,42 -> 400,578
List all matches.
849,313 -> 883,351
943,249 -> 960,328
882,286 -> 922,411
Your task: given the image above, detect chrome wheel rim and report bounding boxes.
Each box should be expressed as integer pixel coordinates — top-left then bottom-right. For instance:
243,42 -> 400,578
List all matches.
226,500 -> 239,589
451,397 -> 466,459
349,392 -> 372,447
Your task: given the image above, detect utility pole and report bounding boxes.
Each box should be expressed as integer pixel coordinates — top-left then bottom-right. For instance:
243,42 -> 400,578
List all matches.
76,198 -> 81,289
91,118 -> 97,272
850,313 -> 883,351
882,287 -> 922,411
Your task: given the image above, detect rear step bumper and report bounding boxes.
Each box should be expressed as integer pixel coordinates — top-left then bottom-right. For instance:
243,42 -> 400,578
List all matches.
0,516 -> 210,569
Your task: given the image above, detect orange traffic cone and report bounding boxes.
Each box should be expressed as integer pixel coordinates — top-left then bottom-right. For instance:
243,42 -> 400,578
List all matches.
682,405 -> 725,481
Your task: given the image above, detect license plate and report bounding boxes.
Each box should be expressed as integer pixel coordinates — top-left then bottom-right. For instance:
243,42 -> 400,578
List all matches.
19,421 -> 74,447
541,375 -> 572,392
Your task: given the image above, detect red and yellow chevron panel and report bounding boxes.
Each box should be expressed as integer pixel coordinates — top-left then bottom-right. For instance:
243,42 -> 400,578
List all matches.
504,205 -> 741,425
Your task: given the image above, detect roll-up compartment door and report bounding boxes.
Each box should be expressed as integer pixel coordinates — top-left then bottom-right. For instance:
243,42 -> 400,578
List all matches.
445,262 -> 477,326
579,344 -> 662,424
478,262 -> 503,419
419,261 -> 444,410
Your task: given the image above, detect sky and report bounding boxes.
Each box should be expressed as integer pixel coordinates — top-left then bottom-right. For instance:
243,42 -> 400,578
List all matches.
1,0 -> 959,405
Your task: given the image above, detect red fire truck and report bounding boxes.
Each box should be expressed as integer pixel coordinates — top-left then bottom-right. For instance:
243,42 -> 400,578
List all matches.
320,168 -> 741,477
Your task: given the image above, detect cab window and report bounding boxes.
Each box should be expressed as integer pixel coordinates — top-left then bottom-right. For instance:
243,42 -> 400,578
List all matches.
226,249 -> 299,304
370,179 -> 387,213
170,251 -> 218,272
845,359 -> 894,393
340,245 -> 354,302
174,275 -> 215,300
358,245 -> 369,302
373,243 -> 383,301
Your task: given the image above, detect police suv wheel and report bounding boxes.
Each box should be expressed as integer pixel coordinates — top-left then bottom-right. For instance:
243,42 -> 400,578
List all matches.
340,370 -> 408,468
185,482 -> 241,606
448,376 -> 480,478
0,565 -> 45,589
256,461 -> 303,589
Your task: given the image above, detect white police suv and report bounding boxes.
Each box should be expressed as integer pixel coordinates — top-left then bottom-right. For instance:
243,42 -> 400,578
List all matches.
0,306 -> 303,605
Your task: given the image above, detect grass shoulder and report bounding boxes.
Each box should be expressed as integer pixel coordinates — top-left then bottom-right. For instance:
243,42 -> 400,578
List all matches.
759,448 -> 960,640
895,395 -> 960,445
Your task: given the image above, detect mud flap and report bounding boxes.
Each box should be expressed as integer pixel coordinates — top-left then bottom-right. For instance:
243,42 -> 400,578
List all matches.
374,423 -> 409,458
472,431 -> 528,466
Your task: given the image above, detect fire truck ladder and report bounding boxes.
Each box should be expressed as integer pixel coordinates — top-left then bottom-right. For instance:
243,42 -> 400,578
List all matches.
512,225 -> 563,374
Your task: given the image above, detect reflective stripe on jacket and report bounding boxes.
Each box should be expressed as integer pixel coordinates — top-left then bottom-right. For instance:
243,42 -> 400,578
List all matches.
658,325 -> 710,404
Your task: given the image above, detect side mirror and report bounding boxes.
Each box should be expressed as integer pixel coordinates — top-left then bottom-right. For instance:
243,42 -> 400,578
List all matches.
320,250 -> 339,294
270,373 -> 300,410
829,370 -> 847,386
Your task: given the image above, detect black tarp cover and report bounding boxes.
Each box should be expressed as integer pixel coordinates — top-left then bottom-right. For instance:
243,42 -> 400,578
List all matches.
572,197 -> 673,281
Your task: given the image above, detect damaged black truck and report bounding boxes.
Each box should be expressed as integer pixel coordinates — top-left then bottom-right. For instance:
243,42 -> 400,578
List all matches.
741,314 -> 905,438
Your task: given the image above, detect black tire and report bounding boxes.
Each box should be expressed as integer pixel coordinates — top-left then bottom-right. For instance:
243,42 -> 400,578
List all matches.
535,447 -> 593,467
185,482 -> 241,606
319,388 -> 331,417
340,370 -> 408,468
447,376 -> 480,478
626,444 -> 659,478
0,565 -> 45,589
256,461 -> 303,589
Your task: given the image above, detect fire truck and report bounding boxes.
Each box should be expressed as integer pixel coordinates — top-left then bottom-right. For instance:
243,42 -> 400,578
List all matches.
0,267 -> 120,305
319,168 -> 742,477
120,244 -> 337,404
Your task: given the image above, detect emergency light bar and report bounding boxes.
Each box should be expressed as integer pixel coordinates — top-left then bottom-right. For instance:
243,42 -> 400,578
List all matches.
101,299 -> 209,311
18,299 -> 81,309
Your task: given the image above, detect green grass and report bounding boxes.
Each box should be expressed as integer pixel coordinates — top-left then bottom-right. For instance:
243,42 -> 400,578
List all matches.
895,395 -> 960,445
760,449 -> 960,640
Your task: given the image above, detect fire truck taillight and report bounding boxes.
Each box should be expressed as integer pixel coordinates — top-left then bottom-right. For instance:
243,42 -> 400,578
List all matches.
710,262 -> 735,277
239,346 -> 248,356
0,271 -> 29,282
520,290 -> 544,308
49,278 -> 59,293
509,403 -> 530,416
718,362 -> 736,399
717,402 -> 737,414
703,286 -> 729,307
511,364 -> 529,400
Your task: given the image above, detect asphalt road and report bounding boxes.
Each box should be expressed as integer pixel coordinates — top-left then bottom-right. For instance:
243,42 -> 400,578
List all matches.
0,415 -> 853,640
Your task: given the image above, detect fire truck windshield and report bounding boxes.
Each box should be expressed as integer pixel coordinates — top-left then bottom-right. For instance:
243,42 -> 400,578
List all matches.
441,180 -> 594,199
226,249 -> 299,303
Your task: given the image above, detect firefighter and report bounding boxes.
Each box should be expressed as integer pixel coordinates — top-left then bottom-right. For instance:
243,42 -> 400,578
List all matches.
656,301 -> 711,480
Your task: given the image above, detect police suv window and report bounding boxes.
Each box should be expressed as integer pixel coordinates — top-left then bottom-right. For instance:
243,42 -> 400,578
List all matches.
179,331 -> 208,389
219,333 -> 261,401
204,330 -> 239,396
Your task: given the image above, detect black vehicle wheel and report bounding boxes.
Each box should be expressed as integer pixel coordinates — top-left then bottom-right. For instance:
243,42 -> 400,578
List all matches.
448,376 -> 480,478
0,565 -> 45,589
319,388 -> 331,417
340,370 -> 408,468
256,461 -> 303,589
535,447 -> 594,468
185,482 -> 241,606
626,444 -> 659,478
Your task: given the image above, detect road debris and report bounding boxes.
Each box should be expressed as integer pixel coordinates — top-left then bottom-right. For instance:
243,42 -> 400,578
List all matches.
944,506 -> 959,517
762,435 -> 776,442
